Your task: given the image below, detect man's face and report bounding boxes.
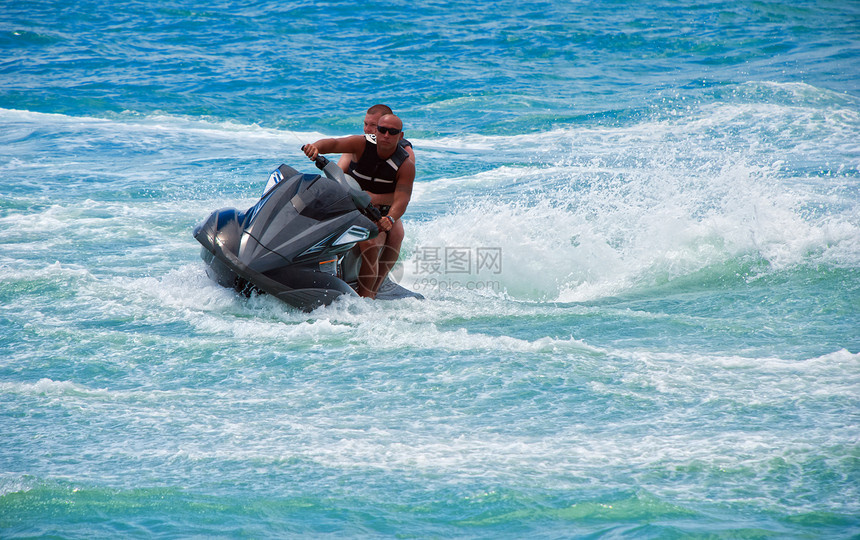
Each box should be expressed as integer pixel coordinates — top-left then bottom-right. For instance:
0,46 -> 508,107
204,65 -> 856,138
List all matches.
363,113 -> 383,134
375,116 -> 402,150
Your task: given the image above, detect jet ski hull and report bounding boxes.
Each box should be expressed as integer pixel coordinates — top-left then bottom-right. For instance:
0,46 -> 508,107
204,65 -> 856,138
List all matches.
193,162 -> 422,311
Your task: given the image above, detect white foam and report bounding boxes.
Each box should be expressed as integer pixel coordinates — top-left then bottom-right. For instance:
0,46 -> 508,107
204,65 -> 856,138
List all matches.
401,104 -> 860,302
0,107 -> 325,177
0,107 -> 324,143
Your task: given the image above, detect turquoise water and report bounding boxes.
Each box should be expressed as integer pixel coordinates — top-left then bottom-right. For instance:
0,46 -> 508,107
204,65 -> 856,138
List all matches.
2,1 -> 859,537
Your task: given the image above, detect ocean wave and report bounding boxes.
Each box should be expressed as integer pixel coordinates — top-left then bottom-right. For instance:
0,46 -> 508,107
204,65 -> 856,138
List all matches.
401,89 -> 860,302
404,170 -> 859,302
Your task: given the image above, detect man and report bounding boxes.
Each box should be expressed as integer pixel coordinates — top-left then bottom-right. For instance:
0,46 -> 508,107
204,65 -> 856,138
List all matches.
337,104 -> 415,169
303,113 -> 415,299
336,105 -> 415,297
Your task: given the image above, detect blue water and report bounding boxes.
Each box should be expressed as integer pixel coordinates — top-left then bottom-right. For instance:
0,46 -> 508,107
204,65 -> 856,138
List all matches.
2,1 -> 859,537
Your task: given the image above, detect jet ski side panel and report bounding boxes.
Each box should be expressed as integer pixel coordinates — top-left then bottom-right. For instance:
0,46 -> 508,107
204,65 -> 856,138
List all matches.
219,243 -> 357,311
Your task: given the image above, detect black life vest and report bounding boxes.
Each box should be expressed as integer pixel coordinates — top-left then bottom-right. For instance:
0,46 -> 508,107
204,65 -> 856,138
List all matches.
347,134 -> 410,194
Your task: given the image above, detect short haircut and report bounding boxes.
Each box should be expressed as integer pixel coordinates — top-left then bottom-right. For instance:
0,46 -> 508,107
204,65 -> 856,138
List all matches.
367,104 -> 393,116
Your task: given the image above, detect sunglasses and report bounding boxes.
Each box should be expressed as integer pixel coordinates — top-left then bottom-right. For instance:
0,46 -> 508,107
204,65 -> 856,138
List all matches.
376,126 -> 401,135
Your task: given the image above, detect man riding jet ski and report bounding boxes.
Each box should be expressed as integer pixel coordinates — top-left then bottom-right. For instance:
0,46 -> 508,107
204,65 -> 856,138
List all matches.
302,113 -> 415,298
193,152 -> 422,311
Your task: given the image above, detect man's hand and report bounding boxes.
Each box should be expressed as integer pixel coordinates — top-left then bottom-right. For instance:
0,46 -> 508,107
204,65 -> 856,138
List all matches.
376,215 -> 394,233
302,144 -> 319,160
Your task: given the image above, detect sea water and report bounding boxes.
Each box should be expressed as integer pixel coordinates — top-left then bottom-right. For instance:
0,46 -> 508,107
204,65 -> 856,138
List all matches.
1,1 -> 859,537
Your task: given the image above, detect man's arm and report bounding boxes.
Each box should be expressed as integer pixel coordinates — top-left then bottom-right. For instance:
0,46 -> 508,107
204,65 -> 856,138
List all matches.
336,152 -> 354,173
386,158 -> 415,222
303,135 -> 366,161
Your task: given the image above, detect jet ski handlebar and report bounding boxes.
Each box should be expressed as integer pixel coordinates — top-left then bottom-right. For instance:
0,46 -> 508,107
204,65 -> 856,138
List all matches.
304,146 -> 381,222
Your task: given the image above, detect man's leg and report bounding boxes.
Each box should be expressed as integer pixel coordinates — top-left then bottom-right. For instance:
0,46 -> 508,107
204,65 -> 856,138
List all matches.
372,220 -> 404,294
357,235 -> 385,298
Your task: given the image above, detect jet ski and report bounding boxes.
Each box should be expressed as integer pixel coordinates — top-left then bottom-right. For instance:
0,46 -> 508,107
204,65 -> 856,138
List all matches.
193,153 -> 423,311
